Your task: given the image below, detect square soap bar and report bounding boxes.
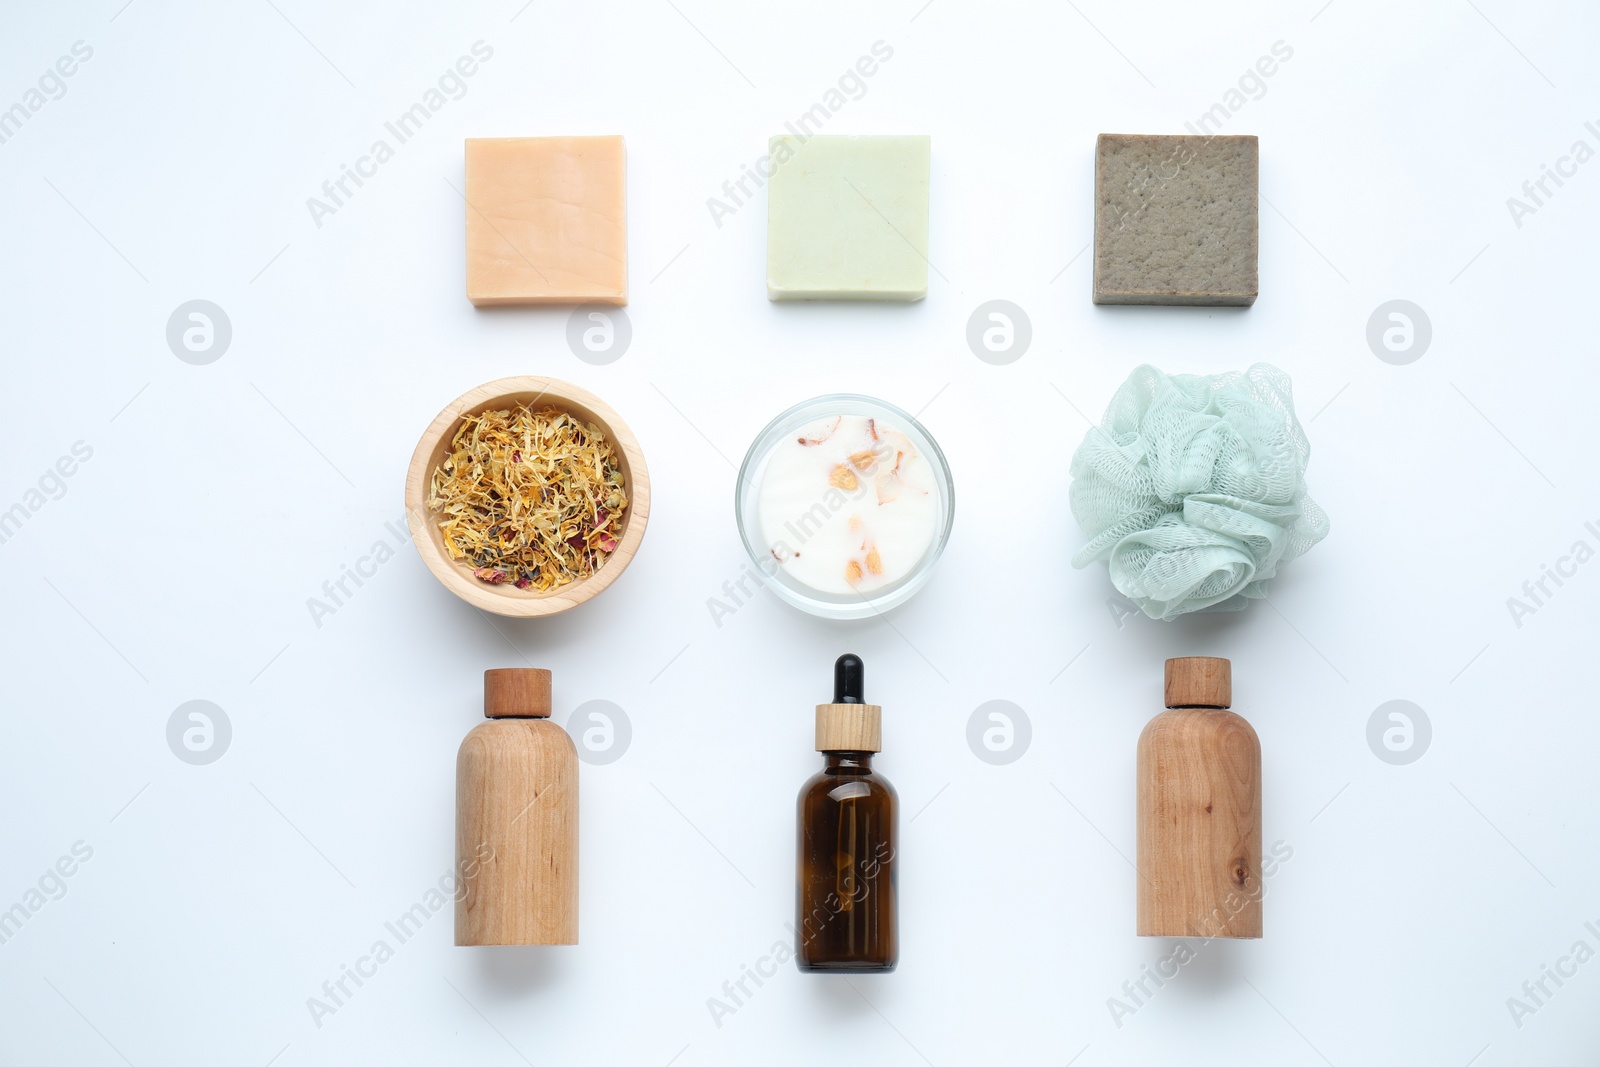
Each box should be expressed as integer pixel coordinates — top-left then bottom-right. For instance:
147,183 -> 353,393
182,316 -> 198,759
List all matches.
1093,133 -> 1258,307
766,134 -> 931,301
464,136 -> 627,307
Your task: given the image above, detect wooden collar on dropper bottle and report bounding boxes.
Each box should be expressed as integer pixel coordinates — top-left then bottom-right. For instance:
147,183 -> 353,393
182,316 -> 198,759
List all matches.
484,668 -> 553,718
815,653 -> 882,752
1164,656 -> 1231,709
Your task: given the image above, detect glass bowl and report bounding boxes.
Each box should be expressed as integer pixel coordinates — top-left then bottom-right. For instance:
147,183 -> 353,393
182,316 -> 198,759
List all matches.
735,394 -> 954,620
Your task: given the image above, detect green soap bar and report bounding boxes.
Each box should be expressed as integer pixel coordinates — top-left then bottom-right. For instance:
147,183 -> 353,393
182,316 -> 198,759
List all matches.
766,134 -> 931,302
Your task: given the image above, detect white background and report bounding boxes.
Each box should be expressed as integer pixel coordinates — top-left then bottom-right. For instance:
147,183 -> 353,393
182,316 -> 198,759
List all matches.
1,1 -> 1597,1064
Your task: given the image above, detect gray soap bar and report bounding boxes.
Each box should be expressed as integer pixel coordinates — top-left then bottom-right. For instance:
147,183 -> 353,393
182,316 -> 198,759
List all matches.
1093,133 -> 1258,307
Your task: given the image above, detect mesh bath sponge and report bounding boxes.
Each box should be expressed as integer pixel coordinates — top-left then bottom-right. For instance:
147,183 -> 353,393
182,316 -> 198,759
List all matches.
1070,363 -> 1329,620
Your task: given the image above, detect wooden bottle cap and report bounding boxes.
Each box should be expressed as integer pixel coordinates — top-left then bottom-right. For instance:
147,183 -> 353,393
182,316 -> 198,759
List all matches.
1164,657 -> 1231,709
815,703 -> 882,752
484,668 -> 553,718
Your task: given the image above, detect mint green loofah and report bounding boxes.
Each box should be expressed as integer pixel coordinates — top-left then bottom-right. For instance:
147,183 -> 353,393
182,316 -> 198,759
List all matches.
1069,363 -> 1329,620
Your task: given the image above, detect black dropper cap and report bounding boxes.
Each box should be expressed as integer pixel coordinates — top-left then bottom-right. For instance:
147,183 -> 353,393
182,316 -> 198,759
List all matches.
832,653 -> 865,704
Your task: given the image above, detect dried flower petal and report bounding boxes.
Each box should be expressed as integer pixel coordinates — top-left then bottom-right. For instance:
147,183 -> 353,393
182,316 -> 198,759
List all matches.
798,417 -> 842,446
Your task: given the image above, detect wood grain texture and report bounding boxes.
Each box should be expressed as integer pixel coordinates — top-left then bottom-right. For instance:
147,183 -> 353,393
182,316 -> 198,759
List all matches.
456,719 -> 578,946
405,376 -> 650,618
1137,707 -> 1262,939
815,703 -> 882,752
1164,656 -> 1232,709
484,668 -> 552,719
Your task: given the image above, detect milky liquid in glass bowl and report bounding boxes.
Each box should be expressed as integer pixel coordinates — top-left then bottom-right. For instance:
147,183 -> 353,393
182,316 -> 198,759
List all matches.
736,395 -> 954,619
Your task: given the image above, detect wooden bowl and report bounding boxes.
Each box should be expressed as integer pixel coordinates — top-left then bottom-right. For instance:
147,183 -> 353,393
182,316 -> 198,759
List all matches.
404,376 -> 650,617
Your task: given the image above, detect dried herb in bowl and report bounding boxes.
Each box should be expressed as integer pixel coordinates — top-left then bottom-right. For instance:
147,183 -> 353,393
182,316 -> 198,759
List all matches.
427,405 -> 629,592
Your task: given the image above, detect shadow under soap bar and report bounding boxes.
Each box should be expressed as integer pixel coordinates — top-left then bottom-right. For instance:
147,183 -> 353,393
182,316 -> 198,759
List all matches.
1093,133 -> 1258,307
465,136 -> 627,307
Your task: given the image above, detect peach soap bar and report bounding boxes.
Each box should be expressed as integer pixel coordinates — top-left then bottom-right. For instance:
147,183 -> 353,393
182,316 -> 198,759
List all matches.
766,134 -> 931,301
464,136 -> 627,307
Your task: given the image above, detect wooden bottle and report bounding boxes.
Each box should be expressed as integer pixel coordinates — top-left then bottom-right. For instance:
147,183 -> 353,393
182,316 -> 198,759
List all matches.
1136,657 -> 1262,939
455,668 -> 579,946
796,654 -> 898,972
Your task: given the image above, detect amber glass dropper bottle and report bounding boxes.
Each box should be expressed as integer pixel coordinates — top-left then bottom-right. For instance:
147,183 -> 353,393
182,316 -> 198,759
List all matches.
795,653 -> 898,972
